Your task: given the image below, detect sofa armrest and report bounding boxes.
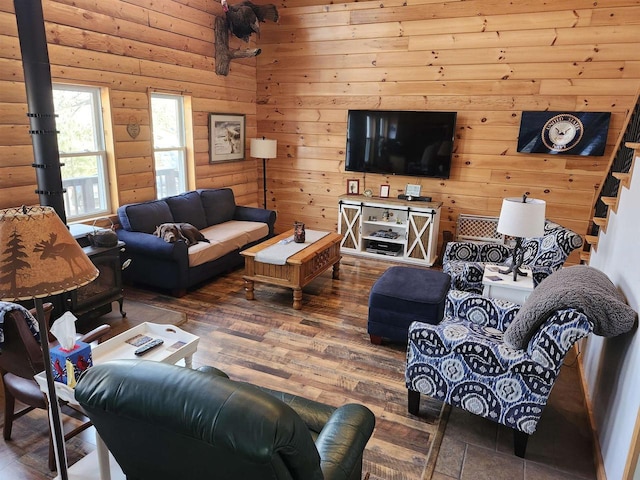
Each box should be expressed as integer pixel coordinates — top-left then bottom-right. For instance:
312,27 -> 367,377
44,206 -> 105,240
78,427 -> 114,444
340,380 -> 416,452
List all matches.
315,403 -> 375,480
234,206 -> 276,235
526,308 -> 593,370
116,229 -> 187,260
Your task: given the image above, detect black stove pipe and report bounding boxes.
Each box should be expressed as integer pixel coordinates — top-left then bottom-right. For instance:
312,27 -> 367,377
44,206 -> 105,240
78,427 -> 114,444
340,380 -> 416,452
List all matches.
14,0 -> 66,223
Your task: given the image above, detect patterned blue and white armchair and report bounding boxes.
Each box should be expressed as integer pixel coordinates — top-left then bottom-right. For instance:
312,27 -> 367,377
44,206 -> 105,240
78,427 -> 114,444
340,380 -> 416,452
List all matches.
406,265 -> 637,458
442,220 -> 583,294
405,289 -> 593,458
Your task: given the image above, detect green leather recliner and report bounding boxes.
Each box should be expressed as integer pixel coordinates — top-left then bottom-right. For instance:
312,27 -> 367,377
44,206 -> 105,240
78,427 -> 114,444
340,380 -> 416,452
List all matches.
74,359 -> 375,480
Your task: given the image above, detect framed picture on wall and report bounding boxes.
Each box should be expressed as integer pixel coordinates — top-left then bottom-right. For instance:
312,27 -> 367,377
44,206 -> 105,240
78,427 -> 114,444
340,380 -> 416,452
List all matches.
517,111 -> 611,156
347,179 -> 360,195
380,185 -> 390,198
209,113 -> 245,163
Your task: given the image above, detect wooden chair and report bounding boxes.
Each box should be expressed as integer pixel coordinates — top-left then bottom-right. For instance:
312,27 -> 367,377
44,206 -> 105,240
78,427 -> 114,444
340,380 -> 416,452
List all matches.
0,303 -> 110,471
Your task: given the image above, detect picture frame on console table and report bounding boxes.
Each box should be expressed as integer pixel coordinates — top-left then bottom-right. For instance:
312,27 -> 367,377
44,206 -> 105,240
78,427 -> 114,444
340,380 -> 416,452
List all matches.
209,113 -> 245,163
347,179 -> 360,195
380,185 -> 390,198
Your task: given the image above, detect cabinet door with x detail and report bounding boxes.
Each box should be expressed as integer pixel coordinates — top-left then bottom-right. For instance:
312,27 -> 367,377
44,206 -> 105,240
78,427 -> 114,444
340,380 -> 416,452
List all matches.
406,209 -> 439,265
338,202 -> 361,251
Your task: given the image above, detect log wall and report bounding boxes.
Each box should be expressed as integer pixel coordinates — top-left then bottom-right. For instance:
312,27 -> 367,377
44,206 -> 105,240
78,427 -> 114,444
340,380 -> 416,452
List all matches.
1,0 -> 640,264
0,0 -> 262,210
256,0 -> 640,263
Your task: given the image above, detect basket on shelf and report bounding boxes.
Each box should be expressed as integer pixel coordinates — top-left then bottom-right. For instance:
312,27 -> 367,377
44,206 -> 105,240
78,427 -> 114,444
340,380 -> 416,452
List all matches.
87,217 -> 118,248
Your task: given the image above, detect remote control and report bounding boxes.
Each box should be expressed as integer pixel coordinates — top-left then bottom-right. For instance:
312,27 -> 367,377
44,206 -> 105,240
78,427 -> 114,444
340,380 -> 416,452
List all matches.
134,338 -> 164,356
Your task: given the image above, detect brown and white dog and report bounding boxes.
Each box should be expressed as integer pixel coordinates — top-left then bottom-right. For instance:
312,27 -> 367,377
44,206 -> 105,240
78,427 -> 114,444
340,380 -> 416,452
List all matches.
153,223 -> 210,247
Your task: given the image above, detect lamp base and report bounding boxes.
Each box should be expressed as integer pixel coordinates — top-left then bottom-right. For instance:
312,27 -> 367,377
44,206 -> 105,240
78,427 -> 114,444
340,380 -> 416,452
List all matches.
499,236 -> 527,282
499,265 -> 528,279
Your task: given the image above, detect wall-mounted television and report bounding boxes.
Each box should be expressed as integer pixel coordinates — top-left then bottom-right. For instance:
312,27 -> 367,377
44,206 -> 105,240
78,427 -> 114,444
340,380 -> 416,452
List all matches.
345,110 -> 457,179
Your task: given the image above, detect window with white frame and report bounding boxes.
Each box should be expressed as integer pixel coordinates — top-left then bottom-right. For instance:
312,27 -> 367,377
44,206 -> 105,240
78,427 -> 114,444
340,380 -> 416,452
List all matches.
151,93 -> 187,198
53,84 -> 110,220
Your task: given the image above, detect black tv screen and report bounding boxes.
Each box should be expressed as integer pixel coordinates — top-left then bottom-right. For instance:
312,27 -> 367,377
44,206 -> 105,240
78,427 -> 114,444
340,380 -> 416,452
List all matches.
345,110 -> 456,179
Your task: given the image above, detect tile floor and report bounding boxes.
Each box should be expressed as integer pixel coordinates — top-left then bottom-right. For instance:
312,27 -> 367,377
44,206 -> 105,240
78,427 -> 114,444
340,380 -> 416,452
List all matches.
430,349 -> 597,480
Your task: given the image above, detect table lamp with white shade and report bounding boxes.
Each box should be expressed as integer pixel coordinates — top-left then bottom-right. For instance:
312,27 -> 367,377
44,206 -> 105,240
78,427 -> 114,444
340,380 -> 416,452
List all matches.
496,195 -> 546,281
250,137 -> 277,209
0,205 -> 99,479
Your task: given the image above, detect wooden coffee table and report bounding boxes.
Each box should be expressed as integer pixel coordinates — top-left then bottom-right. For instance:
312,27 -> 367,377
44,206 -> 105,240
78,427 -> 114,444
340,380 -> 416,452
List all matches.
241,230 -> 342,309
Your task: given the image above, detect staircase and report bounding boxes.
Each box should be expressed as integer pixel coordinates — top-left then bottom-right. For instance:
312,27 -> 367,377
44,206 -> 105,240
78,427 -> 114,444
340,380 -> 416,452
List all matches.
581,92 -> 640,263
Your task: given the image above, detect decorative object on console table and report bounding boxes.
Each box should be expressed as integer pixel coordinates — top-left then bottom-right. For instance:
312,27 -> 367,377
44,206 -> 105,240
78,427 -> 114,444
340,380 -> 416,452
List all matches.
0,205 -> 99,480
347,179 -> 360,195
496,194 -> 546,281
517,111 -> 611,156
293,221 -> 305,243
380,184 -> 390,198
404,183 -> 421,199
210,113 -> 245,163
250,137 -> 277,209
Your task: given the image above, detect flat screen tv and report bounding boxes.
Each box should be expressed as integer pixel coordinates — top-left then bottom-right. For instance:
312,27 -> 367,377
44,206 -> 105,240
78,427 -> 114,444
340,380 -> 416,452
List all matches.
345,110 -> 457,179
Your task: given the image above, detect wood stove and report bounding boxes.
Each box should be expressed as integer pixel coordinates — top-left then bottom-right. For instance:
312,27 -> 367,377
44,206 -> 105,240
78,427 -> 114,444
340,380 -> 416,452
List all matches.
66,224 -> 126,321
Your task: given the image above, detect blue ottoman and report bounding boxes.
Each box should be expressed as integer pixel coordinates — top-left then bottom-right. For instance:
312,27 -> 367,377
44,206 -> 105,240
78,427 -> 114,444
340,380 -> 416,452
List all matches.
368,266 -> 450,344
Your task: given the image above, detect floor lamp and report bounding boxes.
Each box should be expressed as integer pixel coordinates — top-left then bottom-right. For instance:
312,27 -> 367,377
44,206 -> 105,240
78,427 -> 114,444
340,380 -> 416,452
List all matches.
0,206 -> 99,480
496,194 -> 546,281
250,137 -> 277,209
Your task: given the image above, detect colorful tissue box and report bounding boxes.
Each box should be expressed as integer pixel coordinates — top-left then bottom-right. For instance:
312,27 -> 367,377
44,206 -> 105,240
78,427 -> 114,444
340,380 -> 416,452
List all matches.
50,341 -> 93,386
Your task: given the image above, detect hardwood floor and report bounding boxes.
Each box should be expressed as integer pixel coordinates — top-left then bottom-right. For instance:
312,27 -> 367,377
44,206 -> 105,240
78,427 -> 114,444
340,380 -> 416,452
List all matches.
0,254 -> 597,480
0,255 -> 445,480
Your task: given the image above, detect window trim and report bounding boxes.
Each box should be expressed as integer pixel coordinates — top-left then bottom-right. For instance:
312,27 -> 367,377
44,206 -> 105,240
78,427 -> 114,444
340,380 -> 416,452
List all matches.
53,83 -> 112,221
151,92 -> 189,199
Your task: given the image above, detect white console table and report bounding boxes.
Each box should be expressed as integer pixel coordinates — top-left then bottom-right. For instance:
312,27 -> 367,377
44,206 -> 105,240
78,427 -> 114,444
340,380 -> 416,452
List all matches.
338,195 -> 442,266
35,322 -> 199,480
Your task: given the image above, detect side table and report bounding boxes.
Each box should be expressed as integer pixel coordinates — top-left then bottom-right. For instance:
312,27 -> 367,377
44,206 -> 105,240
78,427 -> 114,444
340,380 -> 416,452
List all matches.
35,322 -> 199,480
482,264 -> 534,304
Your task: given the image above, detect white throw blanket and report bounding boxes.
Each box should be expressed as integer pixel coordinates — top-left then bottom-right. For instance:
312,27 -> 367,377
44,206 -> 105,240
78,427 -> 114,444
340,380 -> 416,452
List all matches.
255,230 -> 330,265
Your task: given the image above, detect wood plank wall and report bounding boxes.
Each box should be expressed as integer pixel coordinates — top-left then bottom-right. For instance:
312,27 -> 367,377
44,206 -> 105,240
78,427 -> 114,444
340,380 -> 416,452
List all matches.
256,0 -> 640,263
0,0 -> 261,210
1,0 -> 640,264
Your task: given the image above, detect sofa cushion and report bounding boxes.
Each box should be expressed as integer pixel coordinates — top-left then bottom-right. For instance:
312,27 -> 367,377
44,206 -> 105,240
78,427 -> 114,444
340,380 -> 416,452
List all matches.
118,200 -> 173,234
165,191 -> 207,230
199,188 -> 236,226
188,221 -> 269,267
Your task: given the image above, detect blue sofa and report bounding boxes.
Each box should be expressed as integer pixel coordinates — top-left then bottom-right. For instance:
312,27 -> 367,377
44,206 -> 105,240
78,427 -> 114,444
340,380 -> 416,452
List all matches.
117,188 -> 276,296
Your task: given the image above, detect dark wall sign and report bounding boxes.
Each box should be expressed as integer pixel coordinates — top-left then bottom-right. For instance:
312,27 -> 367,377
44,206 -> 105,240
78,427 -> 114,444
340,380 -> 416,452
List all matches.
517,111 -> 611,156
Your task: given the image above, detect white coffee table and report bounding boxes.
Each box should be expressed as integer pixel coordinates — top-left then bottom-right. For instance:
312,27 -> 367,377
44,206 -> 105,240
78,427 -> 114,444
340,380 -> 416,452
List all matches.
35,322 -> 199,480
482,264 -> 534,304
